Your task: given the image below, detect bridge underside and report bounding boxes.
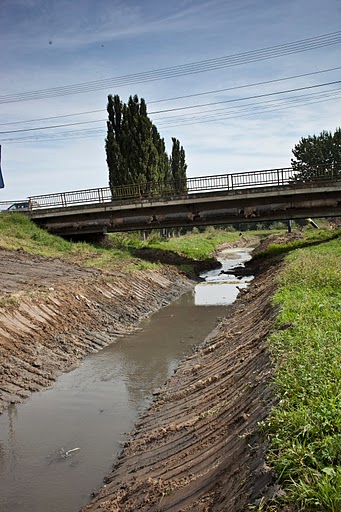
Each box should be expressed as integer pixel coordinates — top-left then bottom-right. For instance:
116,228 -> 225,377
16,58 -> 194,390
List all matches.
30,182 -> 341,237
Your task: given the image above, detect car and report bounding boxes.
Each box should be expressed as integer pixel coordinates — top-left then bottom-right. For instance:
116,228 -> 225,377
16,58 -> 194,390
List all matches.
7,201 -> 30,211
1,201 -> 30,213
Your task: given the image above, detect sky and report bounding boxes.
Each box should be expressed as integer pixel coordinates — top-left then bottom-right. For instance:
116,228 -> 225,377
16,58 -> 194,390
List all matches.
0,0 -> 340,201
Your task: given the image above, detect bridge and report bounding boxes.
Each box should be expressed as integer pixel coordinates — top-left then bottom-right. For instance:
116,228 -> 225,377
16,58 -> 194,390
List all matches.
14,166 -> 341,237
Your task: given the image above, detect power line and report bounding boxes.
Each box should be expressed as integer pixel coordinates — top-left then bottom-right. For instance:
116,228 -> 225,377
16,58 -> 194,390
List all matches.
1,79 -> 340,135
148,65 -> 341,104
3,88 -> 341,143
0,119 -> 105,135
158,89 -> 341,125
0,31 -> 340,104
150,80 -> 341,114
158,90 -> 341,127
0,109 -> 104,127
1,65 -> 340,127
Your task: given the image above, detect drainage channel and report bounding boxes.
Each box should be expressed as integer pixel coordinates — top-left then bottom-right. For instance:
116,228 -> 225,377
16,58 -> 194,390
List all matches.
0,248 -> 253,512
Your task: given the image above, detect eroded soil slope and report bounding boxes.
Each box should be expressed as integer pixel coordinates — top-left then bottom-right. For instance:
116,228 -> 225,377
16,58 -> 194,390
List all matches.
82,259 -> 281,512
0,248 -> 193,414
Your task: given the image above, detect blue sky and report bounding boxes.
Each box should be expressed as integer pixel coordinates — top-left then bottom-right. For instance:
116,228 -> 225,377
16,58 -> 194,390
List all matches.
1,0 -> 340,201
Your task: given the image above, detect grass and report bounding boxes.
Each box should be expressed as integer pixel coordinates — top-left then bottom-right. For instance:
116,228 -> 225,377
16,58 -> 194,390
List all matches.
0,213 -> 136,268
254,228 -> 341,260
0,214 -> 259,271
259,235 -> 341,511
109,226 -> 263,260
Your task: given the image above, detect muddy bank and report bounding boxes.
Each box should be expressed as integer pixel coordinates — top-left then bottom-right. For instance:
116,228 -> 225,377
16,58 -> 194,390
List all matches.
0,250 -> 194,414
81,258 -> 282,512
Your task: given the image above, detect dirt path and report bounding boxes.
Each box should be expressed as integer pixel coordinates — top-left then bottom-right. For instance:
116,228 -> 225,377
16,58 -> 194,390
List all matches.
81,258 -> 281,512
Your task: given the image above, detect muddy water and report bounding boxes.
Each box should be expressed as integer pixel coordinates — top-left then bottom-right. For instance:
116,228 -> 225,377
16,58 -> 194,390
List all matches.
0,249 -> 253,512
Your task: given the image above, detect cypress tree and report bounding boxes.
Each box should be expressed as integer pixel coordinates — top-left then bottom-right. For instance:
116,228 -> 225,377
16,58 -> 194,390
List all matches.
105,94 -> 187,197
171,137 -> 188,193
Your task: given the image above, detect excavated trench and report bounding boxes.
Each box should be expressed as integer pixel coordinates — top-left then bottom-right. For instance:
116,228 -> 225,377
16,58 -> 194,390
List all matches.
81,256 -> 281,512
0,244 -> 283,511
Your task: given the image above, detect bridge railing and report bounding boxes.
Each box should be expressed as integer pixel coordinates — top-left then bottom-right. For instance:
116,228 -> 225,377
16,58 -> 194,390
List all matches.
27,164 -> 339,210
230,167 -> 292,188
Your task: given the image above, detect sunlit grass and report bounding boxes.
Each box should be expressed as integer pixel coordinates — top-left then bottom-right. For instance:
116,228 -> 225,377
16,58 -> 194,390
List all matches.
109,227 -> 263,260
0,215 -> 255,271
254,228 -> 341,260
0,213 -> 133,268
260,237 -> 341,511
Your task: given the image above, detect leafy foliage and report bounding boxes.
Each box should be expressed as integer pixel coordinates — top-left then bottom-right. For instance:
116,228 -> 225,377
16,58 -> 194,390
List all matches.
170,137 -> 188,193
291,127 -> 341,181
105,94 -> 187,195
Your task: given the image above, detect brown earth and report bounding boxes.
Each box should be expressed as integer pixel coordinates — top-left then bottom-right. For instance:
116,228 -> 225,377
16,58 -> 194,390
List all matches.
0,248 -> 194,414
81,257 -> 283,512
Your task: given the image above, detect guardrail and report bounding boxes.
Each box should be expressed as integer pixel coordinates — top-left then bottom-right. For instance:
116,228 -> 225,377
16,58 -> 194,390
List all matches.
24,164 -> 340,210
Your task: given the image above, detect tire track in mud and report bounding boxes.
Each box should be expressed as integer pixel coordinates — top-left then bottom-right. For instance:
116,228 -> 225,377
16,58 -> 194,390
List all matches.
81,261 -> 281,512
0,266 -> 192,414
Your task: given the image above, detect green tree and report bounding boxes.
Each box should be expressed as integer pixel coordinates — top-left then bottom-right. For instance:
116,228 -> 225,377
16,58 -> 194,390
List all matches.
291,127 -> 341,181
170,137 -> 188,193
106,95 -> 127,190
106,94 -> 186,197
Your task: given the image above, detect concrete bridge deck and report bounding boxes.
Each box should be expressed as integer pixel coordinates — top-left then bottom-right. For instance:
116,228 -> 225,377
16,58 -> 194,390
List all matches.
25,166 -> 340,236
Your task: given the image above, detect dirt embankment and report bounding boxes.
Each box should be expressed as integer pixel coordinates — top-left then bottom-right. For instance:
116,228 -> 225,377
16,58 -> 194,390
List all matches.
81,257 -> 282,512
0,248 -> 194,414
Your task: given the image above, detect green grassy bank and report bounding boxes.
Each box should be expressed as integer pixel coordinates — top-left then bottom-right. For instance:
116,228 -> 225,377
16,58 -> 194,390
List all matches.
0,213 -> 255,271
259,235 -> 341,511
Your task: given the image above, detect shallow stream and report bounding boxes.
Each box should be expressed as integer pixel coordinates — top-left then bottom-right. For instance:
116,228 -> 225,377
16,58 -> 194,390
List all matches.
0,248 -> 253,512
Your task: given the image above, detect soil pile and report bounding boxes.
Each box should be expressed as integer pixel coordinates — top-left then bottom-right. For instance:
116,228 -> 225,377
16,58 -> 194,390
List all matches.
81,259 -> 282,512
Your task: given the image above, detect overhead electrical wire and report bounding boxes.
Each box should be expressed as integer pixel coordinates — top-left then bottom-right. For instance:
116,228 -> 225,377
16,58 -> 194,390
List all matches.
1,79 -> 340,135
2,65 -> 341,128
2,89 -> 341,142
4,91 -> 340,144
1,65 -> 340,127
157,88 -> 341,125
0,31 -> 341,104
148,65 -> 341,104
163,94 -> 341,129
149,80 -> 341,114
157,90 -> 341,127
3,87 -> 341,143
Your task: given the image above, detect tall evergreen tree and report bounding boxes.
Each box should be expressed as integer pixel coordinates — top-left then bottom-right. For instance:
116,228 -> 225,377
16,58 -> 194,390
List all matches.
170,137 -> 188,193
291,127 -> 341,181
106,95 -> 128,190
106,94 -> 186,196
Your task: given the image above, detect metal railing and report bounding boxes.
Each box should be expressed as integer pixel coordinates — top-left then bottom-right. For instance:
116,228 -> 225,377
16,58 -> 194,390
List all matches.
26,164 -> 340,211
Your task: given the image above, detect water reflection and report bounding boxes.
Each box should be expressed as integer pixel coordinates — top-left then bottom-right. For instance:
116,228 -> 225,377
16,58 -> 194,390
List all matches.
195,248 -> 253,305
